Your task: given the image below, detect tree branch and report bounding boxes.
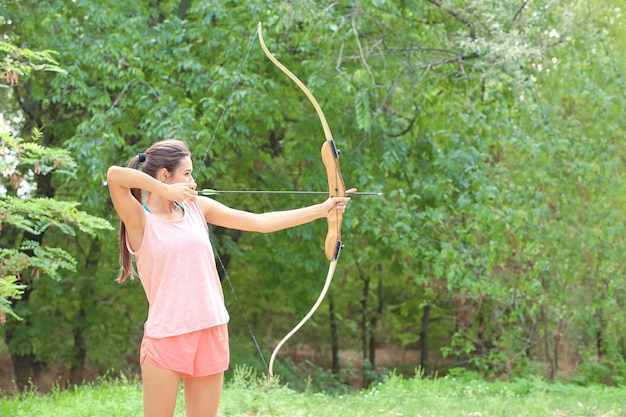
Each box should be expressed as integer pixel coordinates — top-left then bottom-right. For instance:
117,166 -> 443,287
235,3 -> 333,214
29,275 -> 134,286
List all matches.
426,0 -> 476,39
177,0 -> 192,21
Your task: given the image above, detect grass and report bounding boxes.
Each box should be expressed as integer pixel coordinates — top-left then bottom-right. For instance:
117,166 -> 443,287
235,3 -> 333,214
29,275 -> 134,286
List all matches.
1,367 -> 626,417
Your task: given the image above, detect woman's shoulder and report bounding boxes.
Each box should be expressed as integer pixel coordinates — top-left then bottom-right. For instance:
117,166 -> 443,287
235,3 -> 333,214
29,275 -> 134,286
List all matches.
184,199 -> 210,220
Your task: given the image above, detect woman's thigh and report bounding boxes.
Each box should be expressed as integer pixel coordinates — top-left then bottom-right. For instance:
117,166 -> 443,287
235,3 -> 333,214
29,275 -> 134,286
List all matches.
141,359 -> 181,417
183,372 -> 224,417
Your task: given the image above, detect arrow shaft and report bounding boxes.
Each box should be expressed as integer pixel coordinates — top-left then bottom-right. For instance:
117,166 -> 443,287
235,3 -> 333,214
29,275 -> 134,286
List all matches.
200,189 -> 382,196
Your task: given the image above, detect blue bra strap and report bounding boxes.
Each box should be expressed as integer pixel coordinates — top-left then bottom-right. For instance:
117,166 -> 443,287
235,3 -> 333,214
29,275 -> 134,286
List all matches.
142,202 -> 184,213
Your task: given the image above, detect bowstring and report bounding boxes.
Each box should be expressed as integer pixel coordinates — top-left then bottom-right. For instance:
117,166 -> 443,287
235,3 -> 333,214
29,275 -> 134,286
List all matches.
214,240 -> 269,373
199,27 -> 269,373
200,30 -> 258,165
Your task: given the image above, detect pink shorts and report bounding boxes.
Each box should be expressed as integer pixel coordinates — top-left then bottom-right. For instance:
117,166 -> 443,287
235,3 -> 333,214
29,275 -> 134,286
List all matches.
140,324 -> 229,377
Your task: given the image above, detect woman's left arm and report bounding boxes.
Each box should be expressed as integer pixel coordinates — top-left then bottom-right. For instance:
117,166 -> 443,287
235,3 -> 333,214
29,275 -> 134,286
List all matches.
196,189 -> 354,233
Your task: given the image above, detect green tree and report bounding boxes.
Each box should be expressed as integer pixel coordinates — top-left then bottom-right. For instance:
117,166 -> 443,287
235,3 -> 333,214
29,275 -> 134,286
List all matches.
1,41 -> 113,389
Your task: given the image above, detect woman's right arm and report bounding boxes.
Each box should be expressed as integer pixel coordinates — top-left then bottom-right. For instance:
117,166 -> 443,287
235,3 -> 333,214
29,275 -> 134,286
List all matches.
106,167 -> 156,247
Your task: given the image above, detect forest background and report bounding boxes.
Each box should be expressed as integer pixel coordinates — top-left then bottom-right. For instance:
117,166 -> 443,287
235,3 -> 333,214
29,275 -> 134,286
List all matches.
2,0 -> 626,395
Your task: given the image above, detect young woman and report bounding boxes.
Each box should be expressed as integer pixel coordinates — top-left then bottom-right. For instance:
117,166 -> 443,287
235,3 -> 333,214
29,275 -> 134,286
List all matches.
106,139 -> 352,417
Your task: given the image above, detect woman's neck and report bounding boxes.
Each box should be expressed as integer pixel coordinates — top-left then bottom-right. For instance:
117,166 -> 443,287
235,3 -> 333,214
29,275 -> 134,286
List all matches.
145,197 -> 184,219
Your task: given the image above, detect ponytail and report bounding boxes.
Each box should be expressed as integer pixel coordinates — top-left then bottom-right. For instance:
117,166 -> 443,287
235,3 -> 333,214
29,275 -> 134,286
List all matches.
115,140 -> 191,283
116,155 -> 143,283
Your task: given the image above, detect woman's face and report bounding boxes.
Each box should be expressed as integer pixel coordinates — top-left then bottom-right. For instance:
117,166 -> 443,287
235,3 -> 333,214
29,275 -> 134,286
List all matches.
165,156 -> 196,186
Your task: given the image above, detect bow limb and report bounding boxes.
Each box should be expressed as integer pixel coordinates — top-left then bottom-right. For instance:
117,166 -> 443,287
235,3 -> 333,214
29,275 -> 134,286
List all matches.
257,23 -> 332,142
268,261 -> 337,376
258,22 -> 347,377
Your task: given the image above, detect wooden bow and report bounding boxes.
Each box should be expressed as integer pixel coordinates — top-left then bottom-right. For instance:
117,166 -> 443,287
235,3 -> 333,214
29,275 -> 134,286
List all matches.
257,22 -> 347,377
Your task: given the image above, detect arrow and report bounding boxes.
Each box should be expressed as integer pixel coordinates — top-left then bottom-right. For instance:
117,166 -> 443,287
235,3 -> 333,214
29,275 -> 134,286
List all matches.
199,189 -> 383,196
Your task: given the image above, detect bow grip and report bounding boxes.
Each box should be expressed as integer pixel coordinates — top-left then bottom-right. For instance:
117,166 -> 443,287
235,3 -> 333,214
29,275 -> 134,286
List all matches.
321,140 -> 346,261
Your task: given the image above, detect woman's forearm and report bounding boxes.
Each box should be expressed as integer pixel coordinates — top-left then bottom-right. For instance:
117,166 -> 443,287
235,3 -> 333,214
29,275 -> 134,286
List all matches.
253,203 -> 329,233
107,166 -> 167,195
201,196 -> 339,234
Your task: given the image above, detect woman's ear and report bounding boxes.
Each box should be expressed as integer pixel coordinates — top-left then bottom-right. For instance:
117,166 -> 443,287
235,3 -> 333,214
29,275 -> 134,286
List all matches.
157,167 -> 170,182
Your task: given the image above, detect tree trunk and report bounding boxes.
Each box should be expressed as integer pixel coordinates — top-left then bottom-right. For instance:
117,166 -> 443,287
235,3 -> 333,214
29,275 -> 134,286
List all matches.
177,0 -> 193,20
551,319 -> 565,380
363,274 -> 383,388
368,274 -> 383,368
8,349 -> 44,392
4,286 -> 44,392
211,227 -> 241,281
420,302 -> 430,375
595,309 -> 606,359
360,273 -> 370,364
328,293 -> 340,373
540,303 -> 561,380
70,240 -> 102,383
477,309 -> 485,356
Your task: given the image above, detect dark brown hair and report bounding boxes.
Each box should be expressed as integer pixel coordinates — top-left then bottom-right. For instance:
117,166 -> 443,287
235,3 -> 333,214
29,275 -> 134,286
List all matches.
116,139 -> 191,283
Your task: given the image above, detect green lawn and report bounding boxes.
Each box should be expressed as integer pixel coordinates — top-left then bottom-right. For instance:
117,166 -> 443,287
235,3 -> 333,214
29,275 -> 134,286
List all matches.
1,369 -> 625,416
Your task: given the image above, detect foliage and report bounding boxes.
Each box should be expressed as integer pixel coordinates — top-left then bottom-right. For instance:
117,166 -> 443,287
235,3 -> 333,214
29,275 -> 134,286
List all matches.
0,123 -> 112,325
0,40 -> 65,83
0,275 -> 24,323
1,195 -> 110,238
1,0 -> 626,393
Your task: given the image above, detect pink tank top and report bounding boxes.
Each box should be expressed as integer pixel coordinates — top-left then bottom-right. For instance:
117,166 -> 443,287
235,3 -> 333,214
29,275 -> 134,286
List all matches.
127,200 -> 230,338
